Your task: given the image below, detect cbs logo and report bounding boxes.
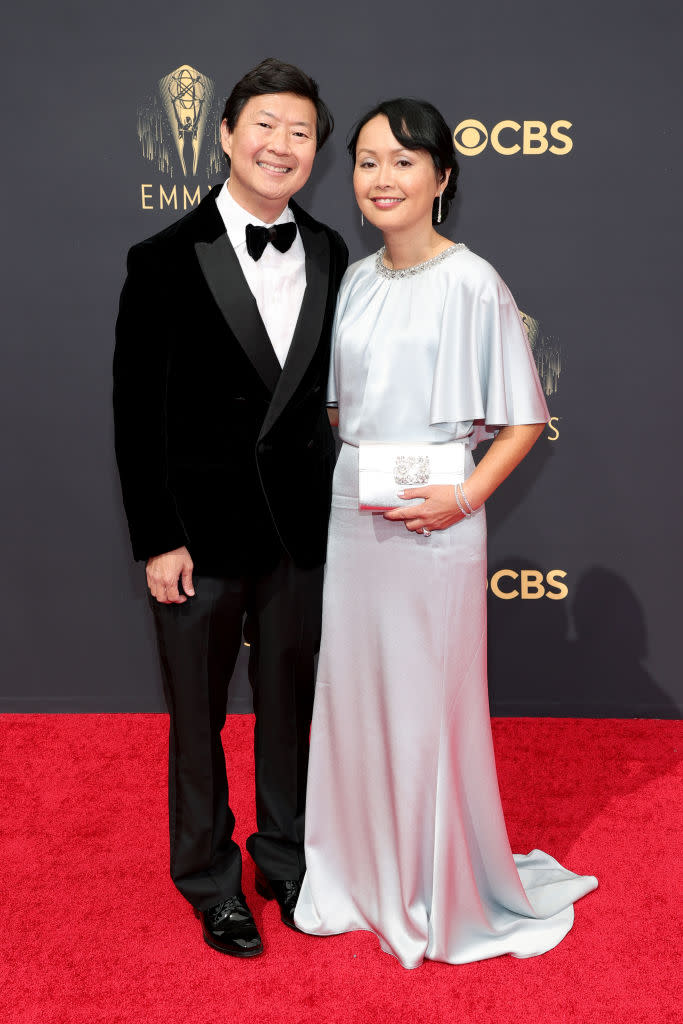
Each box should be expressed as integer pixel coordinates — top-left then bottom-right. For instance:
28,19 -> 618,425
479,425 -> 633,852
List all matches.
487,570 -> 568,600
453,120 -> 573,156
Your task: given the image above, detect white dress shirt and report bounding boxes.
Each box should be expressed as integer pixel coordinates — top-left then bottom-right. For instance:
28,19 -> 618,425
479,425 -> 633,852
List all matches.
216,180 -> 307,367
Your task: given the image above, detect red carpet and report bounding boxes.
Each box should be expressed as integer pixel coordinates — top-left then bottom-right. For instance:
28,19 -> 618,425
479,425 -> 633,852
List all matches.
1,715 -> 680,1024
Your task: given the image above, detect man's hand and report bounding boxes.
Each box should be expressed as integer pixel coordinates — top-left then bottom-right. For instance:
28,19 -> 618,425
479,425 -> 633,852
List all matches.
146,547 -> 195,604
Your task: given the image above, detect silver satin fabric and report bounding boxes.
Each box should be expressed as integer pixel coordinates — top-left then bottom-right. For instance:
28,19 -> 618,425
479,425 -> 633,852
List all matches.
327,246 -> 549,446
294,248 -> 597,968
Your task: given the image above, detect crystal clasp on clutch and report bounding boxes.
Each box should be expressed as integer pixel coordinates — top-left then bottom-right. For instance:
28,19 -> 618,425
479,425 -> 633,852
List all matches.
393,455 -> 431,487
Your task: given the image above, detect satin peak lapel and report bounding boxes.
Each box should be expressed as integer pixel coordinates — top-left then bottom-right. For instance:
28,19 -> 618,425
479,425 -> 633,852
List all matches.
194,233 -> 281,393
260,221 -> 330,437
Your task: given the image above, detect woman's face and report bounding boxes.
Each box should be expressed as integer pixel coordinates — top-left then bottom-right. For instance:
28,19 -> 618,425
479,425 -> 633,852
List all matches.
353,115 -> 445,233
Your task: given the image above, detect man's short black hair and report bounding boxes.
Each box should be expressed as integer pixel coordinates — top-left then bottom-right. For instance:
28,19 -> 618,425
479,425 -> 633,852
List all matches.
221,57 -> 334,157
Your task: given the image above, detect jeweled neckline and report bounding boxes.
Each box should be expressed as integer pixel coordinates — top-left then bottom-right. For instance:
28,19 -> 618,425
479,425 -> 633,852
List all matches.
375,243 -> 467,279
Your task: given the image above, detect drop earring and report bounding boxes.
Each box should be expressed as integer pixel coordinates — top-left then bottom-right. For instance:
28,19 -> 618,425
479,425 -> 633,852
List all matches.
436,192 -> 442,224
361,212 -> 364,227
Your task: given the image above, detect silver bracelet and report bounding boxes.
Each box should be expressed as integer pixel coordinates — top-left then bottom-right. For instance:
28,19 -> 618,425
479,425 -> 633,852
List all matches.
454,485 -> 470,518
458,482 -> 474,516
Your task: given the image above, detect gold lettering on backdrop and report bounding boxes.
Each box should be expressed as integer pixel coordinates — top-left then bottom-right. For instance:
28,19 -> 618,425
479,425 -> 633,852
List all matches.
487,570 -> 569,600
549,121 -> 573,155
490,570 -> 519,600
183,185 -> 201,208
547,417 -> 560,441
491,121 -> 521,155
522,121 -> 549,154
138,184 -> 209,210
160,184 -> 178,210
521,570 -> 546,599
545,571 -> 569,600
453,120 -> 573,156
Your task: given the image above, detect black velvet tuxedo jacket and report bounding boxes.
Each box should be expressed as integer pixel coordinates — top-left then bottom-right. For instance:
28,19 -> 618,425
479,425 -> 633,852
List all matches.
114,184 -> 348,576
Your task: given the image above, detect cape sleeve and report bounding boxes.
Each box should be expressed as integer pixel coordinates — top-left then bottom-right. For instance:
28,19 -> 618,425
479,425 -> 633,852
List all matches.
429,259 -> 549,447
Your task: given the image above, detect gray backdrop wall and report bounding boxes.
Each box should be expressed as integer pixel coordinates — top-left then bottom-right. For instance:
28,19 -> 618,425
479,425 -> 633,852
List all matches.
2,0 -> 681,716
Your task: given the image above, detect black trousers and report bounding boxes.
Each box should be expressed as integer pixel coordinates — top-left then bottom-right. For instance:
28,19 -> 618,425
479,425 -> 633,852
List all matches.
149,557 -> 323,911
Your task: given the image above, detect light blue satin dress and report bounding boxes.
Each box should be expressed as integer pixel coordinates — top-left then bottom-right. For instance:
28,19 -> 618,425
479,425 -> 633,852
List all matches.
294,245 -> 597,968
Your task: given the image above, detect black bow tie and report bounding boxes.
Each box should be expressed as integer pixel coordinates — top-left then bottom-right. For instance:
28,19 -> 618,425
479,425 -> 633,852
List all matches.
245,221 -> 297,261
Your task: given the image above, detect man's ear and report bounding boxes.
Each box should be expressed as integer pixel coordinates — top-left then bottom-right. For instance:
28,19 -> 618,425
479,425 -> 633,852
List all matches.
220,119 -> 232,159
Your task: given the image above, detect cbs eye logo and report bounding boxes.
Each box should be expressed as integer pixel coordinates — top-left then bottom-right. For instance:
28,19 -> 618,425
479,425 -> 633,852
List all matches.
453,119 -> 573,156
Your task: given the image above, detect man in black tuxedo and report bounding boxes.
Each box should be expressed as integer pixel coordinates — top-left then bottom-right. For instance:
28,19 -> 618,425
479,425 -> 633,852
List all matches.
114,58 -> 347,957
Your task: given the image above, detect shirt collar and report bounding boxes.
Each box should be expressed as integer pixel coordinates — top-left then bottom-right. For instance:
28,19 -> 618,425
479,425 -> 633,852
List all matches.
216,179 -> 295,249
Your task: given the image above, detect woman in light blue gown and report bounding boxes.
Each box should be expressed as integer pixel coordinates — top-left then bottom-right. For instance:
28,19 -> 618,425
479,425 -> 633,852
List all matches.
294,98 -> 597,968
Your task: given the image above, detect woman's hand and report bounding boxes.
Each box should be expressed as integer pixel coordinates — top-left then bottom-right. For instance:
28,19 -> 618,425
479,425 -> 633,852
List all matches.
383,484 -> 466,534
382,423 -> 546,535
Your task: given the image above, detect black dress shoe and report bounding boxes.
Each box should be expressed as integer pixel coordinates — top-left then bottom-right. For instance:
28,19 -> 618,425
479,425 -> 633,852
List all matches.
254,866 -> 303,931
195,894 -> 263,957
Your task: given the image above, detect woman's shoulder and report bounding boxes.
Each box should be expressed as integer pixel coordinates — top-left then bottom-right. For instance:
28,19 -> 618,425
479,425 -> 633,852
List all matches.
337,246 -> 506,297
337,251 -> 379,296
342,251 -> 378,281
439,245 -> 502,293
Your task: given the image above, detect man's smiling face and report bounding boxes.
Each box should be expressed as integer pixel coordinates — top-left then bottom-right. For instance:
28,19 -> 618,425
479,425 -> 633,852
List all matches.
220,92 -> 318,222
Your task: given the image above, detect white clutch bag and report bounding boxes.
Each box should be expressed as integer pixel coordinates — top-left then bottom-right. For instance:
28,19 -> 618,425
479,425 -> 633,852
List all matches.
358,442 -> 466,510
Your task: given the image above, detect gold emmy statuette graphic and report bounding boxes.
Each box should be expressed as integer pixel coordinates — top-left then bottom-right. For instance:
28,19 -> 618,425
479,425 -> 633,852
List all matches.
137,63 -> 222,185
519,311 -> 562,441
159,64 -> 213,177
519,311 -> 561,398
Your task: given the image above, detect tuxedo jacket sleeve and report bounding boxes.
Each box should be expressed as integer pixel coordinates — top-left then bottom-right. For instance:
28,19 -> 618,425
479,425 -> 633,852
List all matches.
113,188 -> 348,575
114,240 -> 189,559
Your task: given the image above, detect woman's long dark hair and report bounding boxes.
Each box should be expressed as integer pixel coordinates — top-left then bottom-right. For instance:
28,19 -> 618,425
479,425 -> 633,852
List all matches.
347,98 -> 459,224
